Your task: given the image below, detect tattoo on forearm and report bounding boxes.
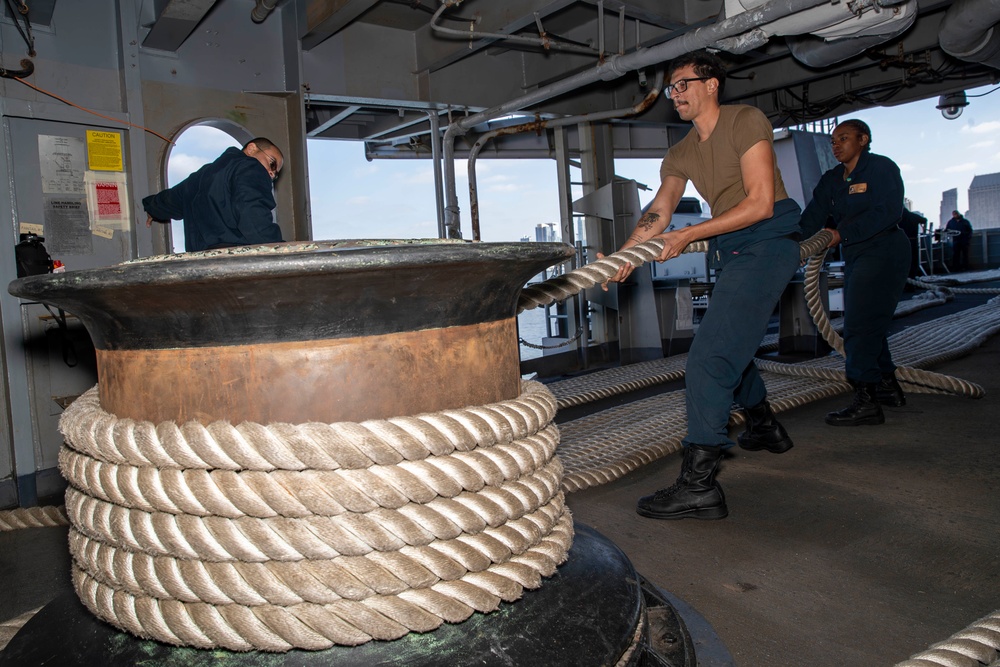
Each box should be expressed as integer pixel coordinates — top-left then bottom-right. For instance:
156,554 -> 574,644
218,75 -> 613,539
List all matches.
636,212 -> 660,233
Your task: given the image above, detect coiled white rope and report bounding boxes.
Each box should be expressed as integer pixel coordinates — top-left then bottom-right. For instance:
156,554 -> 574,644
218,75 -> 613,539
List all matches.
51,380 -> 572,652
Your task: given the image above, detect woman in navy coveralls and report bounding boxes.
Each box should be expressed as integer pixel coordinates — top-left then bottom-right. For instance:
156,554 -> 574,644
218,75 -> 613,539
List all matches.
799,120 -> 910,426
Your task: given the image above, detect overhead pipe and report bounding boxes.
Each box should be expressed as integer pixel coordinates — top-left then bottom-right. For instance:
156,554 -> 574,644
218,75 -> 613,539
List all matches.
430,0 -> 598,56
619,5 -> 626,56
251,0 -> 279,24
466,68 -> 665,241
598,0 -> 605,57
939,0 -> 1000,69
428,111 -> 447,238
0,58 -> 34,78
440,0 -> 832,239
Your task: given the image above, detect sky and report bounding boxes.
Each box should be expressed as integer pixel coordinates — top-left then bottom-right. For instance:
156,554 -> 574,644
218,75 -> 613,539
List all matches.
166,82 -> 1000,251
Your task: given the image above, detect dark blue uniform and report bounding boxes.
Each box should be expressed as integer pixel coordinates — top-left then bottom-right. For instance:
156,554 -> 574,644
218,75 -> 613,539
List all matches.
685,198 -> 801,446
143,147 -> 283,252
799,151 -> 910,383
946,214 -> 973,271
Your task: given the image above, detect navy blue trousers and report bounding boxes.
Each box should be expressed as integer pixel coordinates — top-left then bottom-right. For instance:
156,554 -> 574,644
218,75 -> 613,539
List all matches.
683,236 -> 801,447
842,229 -> 911,383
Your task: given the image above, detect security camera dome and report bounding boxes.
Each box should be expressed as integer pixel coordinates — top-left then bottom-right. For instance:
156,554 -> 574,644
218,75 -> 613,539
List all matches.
937,92 -> 968,120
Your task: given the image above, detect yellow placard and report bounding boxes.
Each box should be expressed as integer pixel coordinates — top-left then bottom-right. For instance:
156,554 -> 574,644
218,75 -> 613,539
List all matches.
19,222 -> 44,236
86,130 -> 124,172
92,226 -> 115,240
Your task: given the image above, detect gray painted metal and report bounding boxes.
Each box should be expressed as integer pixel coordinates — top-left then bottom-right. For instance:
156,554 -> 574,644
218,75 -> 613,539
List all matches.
940,0 -> 1000,68
142,0 -> 221,51
120,0 -> 1000,149
300,0 -> 380,51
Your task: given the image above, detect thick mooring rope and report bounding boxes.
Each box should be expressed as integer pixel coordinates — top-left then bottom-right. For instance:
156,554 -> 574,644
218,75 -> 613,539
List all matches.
0,505 -> 67,531
892,609 -> 1000,667
520,230 -> 988,401
554,295 -> 1000,492
792,252 -> 985,398
909,268 -> 1000,294
0,607 -> 43,652
517,231 -> 832,314
53,381 -> 572,652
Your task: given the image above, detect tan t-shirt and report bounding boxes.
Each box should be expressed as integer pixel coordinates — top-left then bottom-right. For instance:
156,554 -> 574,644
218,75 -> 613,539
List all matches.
660,104 -> 788,217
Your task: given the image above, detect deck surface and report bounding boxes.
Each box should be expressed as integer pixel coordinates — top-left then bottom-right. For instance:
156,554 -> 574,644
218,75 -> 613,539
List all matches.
567,308 -> 1000,666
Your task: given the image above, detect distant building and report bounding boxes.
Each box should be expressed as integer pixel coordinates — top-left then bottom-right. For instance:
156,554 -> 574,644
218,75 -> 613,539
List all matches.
940,188 -> 958,229
904,197 -> 913,211
968,172 -> 1000,230
534,223 -> 558,243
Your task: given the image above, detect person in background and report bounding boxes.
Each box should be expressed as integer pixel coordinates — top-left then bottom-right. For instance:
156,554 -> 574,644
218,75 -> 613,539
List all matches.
945,209 -> 973,272
603,50 -> 801,521
898,208 -> 927,287
800,120 -> 910,426
143,137 -> 284,252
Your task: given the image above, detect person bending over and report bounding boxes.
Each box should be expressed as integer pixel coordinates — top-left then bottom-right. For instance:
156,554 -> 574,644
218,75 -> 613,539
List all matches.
604,50 -> 801,521
143,137 -> 284,252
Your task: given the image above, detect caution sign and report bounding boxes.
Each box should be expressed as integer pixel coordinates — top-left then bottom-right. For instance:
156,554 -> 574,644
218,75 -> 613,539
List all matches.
86,130 -> 123,172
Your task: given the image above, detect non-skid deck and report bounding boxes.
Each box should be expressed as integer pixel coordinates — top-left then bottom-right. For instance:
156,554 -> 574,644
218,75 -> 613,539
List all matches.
562,286 -> 1000,666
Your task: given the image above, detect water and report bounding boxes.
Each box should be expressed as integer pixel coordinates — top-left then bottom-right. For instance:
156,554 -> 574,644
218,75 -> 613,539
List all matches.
516,307 -> 548,361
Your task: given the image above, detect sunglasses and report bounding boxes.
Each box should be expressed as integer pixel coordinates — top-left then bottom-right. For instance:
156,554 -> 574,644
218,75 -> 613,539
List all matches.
260,151 -> 279,180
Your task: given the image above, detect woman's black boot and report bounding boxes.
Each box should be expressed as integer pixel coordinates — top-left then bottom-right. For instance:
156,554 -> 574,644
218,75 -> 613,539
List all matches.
636,445 -> 728,520
737,400 -> 793,453
825,382 -> 885,426
875,372 -> 906,407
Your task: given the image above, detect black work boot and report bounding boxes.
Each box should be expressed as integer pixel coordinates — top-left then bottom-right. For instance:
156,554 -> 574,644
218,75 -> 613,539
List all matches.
875,372 -> 906,407
737,400 -> 793,453
825,382 -> 885,426
636,445 -> 728,520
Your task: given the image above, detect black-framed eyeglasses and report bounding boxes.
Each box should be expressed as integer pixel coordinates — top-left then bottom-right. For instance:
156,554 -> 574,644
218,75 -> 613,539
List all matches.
667,77 -> 710,95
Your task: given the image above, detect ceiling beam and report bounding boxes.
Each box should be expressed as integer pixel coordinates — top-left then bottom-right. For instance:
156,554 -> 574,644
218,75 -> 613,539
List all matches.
576,0 -> 718,28
307,105 -> 363,136
301,0 -> 381,51
142,0 -> 220,52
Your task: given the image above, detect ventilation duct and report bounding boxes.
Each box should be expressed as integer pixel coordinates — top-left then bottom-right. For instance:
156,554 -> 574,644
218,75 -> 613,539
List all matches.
252,0 -> 279,23
719,0 -> 917,67
939,0 -> 1000,70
